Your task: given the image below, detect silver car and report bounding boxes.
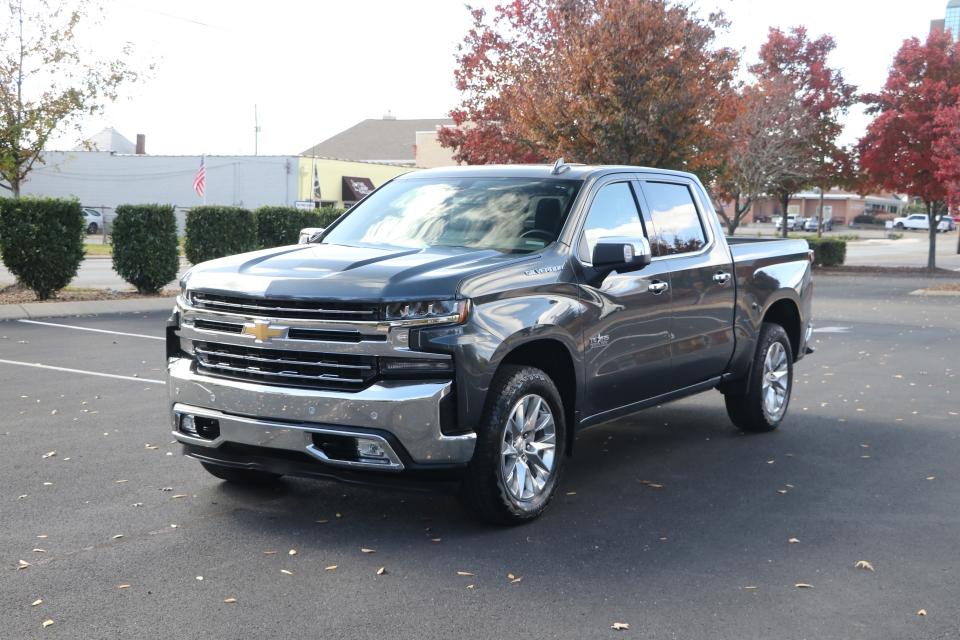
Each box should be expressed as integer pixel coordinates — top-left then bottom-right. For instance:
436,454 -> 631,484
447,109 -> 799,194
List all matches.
804,217 -> 833,232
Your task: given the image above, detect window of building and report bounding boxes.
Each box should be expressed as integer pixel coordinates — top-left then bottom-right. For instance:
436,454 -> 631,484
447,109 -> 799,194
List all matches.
579,182 -> 645,262
642,181 -> 707,256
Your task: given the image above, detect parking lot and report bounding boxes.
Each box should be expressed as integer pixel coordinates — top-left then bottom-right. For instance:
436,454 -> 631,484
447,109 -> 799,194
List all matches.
2,273 -> 958,639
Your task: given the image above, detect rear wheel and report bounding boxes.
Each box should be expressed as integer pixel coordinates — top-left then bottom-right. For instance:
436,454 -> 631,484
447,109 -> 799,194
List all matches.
200,462 -> 282,484
87,222 -> 99,234
724,323 -> 793,433
460,365 -> 566,525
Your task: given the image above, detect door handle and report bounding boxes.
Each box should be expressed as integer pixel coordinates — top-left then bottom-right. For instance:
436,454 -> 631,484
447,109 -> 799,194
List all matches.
712,271 -> 732,285
647,281 -> 669,295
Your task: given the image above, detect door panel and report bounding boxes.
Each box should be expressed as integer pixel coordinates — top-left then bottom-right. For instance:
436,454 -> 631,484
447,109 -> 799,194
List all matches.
638,180 -> 735,388
576,179 -> 674,419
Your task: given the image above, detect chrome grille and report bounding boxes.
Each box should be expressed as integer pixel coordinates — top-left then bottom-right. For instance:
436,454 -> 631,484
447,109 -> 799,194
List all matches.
194,342 -> 377,391
189,292 -> 379,322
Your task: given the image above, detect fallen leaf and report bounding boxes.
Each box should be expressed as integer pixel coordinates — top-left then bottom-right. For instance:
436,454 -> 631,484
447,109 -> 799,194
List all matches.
917,609 -> 927,616
114,479 -> 128,484
263,550 -> 278,555
855,560 -> 875,572
777,489 -> 788,495
280,569 -> 293,575
743,586 -> 758,590
117,584 -> 130,589
457,571 -> 474,576
42,620 -> 54,629
507,573 -> 515,580
112,534 -> 124,540
316,519 -> 329,524
926,476 -> 936,481
195,576 -> 203,581
144,444 -> 158,450
324,565 -> 337,571
611,622 -> 630,631
288,549 -> 297,556
466,584 -> 475,589
31,599 -> 43,606
17,559 -> 30,569
376,566 -> 386,576
171,494 -> 188,499
510,577 -> 523,584
795,583 -> 814,589
430,538 -> 442,543
566,491 -> 577,496
360,548 -> 376,554
223,597 -> 237,604
41,451 -> 56,459
36,535 -> 48,539
788,538 -> 800,544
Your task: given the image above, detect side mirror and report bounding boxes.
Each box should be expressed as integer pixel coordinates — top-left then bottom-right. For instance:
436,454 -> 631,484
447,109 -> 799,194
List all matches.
298,227 -> 325,244
591,236 -> 652,274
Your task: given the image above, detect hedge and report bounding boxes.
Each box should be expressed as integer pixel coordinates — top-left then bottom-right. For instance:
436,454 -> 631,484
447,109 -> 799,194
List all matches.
0,197 -> 85,300
255,206 -> 348,248
806,237 -> 846,267
184,206 -> 256,265
112,204 -> 180,294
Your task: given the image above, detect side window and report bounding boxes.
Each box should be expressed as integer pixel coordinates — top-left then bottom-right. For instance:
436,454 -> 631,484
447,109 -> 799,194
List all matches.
579,182 -> 645,262
642,181 -> 706,257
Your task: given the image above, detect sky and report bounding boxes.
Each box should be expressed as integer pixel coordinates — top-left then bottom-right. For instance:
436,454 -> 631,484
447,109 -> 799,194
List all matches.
47,0 -> 952,156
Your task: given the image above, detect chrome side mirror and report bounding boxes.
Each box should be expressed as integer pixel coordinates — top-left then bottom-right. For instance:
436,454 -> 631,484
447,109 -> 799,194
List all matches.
298,227 -> 325,244
591,236 -> 652,273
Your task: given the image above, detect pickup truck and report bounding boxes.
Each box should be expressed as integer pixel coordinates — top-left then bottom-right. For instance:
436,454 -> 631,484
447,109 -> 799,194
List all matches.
891,213 -> 952,232
167,163 -> 814,524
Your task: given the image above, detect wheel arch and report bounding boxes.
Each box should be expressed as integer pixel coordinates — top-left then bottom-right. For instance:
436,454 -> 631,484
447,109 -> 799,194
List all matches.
762,297 -> 802,359
494,337 -> 579,456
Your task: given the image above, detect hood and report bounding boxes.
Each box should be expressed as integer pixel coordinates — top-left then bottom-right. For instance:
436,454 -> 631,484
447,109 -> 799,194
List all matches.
184,242 -> 537,301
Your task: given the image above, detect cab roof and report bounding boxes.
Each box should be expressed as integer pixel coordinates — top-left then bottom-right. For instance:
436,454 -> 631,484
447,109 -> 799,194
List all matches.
398,163 -> 700,183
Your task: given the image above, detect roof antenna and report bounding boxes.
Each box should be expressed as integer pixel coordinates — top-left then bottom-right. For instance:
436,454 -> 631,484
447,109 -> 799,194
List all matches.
550,157 -> 568,175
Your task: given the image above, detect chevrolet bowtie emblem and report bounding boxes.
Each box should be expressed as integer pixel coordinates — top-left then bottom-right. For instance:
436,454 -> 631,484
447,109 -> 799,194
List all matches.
241,320 -> 286,343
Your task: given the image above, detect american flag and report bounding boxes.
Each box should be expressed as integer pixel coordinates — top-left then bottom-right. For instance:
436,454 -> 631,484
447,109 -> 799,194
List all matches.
193,156 -> 206,198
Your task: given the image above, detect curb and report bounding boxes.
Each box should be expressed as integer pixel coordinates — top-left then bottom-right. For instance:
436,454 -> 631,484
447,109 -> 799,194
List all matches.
0,297 -> 176,321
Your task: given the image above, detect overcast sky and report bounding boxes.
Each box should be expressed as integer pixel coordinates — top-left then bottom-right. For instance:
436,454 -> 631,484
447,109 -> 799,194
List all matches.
52,0 -> 950,156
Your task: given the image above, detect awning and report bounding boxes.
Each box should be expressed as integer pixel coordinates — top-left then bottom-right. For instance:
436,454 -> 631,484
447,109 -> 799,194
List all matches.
342,176 -> 375,202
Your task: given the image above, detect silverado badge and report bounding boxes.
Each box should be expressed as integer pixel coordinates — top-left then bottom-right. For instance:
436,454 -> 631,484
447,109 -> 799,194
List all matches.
241,320 -> 287,343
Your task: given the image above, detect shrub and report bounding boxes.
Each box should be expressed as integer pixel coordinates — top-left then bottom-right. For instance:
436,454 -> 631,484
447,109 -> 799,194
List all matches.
255,206 -> 307,248
806,237 -> 846,267
184,206 -> 256,265
111,204 -> 180,294
315,206 -> 346,228
852,214 -> 876,224
0,197 -> 84,300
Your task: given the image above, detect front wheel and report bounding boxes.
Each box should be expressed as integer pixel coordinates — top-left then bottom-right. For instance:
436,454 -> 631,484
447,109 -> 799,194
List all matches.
200,461 -> 282,484
724,323 -> 793,433
895,222 -> 904,230
459,365 -> 566,525
87,222 -> 99,234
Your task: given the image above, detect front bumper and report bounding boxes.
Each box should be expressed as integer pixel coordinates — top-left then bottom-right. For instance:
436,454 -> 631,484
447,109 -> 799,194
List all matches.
168,358 -> 476,471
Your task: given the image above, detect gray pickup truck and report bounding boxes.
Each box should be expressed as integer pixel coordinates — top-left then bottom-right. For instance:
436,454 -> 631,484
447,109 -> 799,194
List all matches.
167,162 -> 814,524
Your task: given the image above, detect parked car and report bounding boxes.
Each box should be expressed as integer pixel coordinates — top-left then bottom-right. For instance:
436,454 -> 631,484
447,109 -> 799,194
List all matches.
168,162 -> 815,524
83,208 -> 104,234
892,213 -> 951,232
804,217 -> 833,232
938,215 -> 957,231
775,214 -> 805,231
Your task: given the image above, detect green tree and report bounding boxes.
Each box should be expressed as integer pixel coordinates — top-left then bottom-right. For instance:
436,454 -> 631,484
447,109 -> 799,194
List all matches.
0,0 -> 140,196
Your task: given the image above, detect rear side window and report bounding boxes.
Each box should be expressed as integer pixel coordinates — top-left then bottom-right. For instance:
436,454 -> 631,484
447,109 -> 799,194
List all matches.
579,182 -> 645,262
643,182 -> 706,256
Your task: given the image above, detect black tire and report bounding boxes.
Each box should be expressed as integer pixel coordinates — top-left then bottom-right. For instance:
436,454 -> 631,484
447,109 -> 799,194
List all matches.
459,365 -> 566,525
87,222 -> 99,234
724,323 -> 793,433
895,222 -> 904,230
200,461 -> 282,484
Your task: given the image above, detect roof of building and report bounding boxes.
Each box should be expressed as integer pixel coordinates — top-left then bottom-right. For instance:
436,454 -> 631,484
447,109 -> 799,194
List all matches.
74,127 -> 136,154
301,116 -> 454,164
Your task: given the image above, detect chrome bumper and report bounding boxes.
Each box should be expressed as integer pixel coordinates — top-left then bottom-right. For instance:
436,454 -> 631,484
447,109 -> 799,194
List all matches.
167,358 -> 476,468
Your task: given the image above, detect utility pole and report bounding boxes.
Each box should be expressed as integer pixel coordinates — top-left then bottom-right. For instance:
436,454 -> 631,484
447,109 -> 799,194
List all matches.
254,104 -> 261,156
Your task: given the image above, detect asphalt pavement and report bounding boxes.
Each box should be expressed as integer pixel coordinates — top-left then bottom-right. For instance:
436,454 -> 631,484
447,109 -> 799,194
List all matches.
1,273 -> 958,639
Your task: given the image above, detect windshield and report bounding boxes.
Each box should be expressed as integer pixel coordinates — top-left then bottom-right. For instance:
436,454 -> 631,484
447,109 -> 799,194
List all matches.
321,177 -> 582,253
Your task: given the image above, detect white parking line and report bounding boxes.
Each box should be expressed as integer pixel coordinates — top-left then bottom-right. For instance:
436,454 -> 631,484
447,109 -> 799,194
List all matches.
17,319 -> 164,341
0,359 -> 165,384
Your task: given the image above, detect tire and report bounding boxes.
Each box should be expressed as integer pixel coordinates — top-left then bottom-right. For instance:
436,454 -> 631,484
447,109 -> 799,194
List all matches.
200,461 -> 282,484
895,222 -> 904,230
724,323 -> 793,433
87,222 -> 99,234
459,365 -> 566,525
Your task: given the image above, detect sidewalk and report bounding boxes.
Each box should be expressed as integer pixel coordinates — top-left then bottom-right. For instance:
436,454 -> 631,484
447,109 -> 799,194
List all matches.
0,296 -> 176,321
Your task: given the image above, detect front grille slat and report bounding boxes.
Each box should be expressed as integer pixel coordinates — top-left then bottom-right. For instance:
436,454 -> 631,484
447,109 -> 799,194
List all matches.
194,341 -> 376,391
190,292 -> 379,322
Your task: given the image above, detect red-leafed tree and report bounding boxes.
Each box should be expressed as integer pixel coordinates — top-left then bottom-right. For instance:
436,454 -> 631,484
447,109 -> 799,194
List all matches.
750,27 -> 857,238
859,30 -> 960,269
439,0 -> 739,179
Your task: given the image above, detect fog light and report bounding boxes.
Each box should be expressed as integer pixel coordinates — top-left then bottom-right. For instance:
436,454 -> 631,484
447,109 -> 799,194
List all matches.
180,414 -> 198,437
356,438 -> 388,460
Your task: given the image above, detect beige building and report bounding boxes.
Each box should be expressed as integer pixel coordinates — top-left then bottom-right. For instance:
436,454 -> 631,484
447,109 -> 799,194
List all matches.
726,189 -> 905,226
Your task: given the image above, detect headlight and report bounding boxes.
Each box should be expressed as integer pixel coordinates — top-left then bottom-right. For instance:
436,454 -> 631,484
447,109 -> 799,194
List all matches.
384,299 -> 469,324
178,269 -> 194,300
